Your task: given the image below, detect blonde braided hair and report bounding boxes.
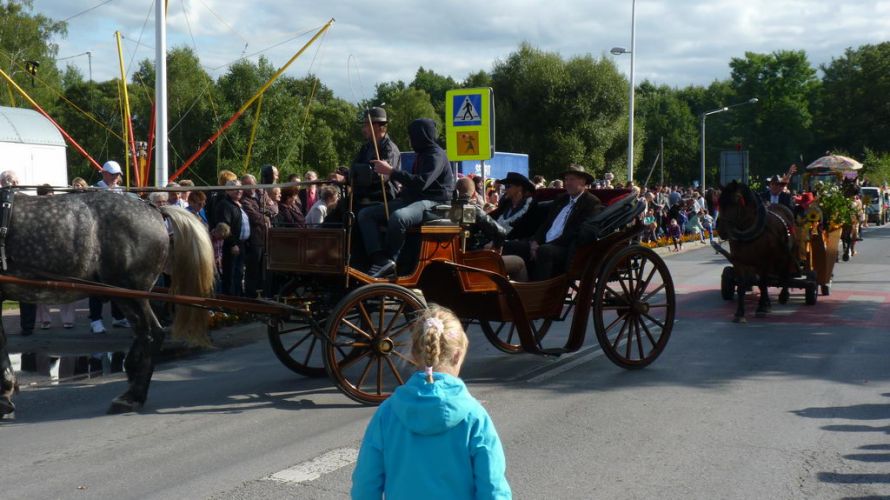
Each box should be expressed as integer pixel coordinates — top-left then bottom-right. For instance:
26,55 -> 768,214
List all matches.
410,305 -> 468,383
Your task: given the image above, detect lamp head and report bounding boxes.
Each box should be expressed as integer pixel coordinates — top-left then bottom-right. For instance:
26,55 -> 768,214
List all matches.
748,98 -> 759,104
610,47 -> 629,55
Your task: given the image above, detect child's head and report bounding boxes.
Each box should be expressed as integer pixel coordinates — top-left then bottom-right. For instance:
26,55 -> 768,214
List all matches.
670,218 -> 678,225
211,222 -> 231,240
411,305 -> 468,383
320,185 -> 340,207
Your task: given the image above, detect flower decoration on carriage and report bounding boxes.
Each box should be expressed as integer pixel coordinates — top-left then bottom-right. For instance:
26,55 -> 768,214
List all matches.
813,184 -> 855,228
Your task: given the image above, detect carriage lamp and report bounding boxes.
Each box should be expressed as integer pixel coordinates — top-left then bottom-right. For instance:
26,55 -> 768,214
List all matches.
449,201 -> 477,226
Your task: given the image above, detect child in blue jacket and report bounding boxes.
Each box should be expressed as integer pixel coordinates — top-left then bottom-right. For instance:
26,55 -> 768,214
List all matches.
351,305 -> 512,499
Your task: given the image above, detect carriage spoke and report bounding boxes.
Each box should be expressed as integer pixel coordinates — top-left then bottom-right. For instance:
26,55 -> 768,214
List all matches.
604,285 -> 628,304
357,302 -> 377,337
640,312 -> 666,331
387,320 -> 415,341
376,358 -> 383,395
381,302 -> 407,335
625,318 -> 634,359
611,317 -> 630,350
378,297 -> 386,336
355,356 -> 375,390
603,312 -> 629,335
392,350 -> 415,365
285,331 -> 314,355
384,356 -> 405,385
635,265 -> 658,299
339,349 -> 372,370
341,318 -> 374,340
640,283 -> 666,304
634,318 -> 646,359
638,316 -> 659,347
302,336 -> 319,366
617,272 -> 633,299
506,324 -> 517,345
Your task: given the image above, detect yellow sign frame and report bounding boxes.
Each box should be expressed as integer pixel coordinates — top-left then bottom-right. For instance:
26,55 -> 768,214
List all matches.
445,87 -> 494,161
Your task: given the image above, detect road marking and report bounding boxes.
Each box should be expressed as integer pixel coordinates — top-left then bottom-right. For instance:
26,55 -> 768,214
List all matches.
847,295 -> 886,303
267,447 -> 358,484
526,349 -> 605,383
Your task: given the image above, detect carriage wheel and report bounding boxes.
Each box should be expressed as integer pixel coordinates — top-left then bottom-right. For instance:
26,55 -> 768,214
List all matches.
324,283 -> 426,405
720,266 -> 735,301
479,318 -> 553,354
593,245 -> 675,369
267,281 -> 326,378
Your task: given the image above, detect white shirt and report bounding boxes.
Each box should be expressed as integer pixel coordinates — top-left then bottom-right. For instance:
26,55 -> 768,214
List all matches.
239,207 -> 250,241
545,194 -> 580,243
305,200 -> 328,225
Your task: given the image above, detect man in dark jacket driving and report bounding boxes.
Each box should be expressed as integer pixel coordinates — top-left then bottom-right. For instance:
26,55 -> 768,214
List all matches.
358,118 -> 454,277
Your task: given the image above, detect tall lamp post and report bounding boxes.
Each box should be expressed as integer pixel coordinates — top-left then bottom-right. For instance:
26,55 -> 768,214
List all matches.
610,0 -> 636,184
699,97 -> 758,192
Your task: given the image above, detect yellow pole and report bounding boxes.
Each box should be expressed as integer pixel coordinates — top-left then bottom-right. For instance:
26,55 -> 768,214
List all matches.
243,93 -> 264,172
115,31 -> 137,187
5,81 -> 15,106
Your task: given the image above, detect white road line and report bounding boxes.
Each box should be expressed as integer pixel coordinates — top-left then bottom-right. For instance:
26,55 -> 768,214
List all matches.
526,349 -> 605,383
267,447 -> 359,484
847,295 -> 885,303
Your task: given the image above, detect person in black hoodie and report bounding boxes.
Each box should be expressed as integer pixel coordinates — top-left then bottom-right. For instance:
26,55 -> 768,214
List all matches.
358,118 -> 455,277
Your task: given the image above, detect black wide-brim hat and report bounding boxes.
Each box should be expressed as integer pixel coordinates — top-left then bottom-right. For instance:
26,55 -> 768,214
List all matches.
497,172 -> 535,192
561,164 -> 595,185
359,106 -> 388,124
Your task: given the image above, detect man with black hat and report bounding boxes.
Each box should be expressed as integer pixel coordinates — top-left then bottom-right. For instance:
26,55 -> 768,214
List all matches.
761,173 -> 793,210
502,164 -> 602,281
351,107 -> 401,204
488,172 -> 538,241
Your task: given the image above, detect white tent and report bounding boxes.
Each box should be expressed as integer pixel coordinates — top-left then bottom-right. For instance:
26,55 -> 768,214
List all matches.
0,106 -> 68,188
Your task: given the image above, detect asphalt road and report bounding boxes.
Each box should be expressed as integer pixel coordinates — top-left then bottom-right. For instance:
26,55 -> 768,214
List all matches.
3,226 -> 890,499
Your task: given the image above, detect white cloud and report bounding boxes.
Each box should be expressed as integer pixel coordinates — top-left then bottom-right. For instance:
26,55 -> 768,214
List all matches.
34,0 -> 890,100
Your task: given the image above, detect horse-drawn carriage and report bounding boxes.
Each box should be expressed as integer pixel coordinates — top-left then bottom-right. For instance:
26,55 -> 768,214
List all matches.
715,155 -> 861,320
1,185 -> 675,415
264,188 -> 675,404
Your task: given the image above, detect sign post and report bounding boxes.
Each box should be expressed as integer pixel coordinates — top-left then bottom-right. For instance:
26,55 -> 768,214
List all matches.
446,88 -> 495,185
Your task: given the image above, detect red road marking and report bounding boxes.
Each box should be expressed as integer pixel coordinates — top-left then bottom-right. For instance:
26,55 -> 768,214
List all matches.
674,285 -> 890,327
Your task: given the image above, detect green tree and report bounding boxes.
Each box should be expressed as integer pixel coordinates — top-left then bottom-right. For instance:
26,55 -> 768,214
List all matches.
815,42 -> 890,158
729,50 -> 819,177
0,0 -> 65,109
410,67 -> 456,119
491,43 -> 627,180
636,82 -> 698,185
382,87 -> 440,150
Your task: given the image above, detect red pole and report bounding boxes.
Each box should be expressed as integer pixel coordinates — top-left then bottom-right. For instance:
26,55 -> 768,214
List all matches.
145,102 -> 156,187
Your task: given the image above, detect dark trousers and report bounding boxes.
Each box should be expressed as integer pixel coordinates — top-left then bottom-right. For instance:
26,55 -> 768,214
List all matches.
89,297 -> 125,322
243,243 -> 266,298
19,302 -> 36,332
503,240 -> 569,281
221,245 -> 245,296
358,199 -> 439,261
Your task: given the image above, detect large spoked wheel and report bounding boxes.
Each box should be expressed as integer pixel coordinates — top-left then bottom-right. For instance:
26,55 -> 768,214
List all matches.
479,318 -> 553,354
324,283 -> 427,405
268,282 -> 326,378
593,245 -> 675,369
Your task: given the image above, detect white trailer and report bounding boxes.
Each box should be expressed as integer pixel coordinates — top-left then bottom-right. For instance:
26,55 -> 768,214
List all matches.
0,106 -> 68,188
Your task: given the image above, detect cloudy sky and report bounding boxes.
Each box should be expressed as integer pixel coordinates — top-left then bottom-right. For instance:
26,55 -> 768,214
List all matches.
33,0 -> 890,102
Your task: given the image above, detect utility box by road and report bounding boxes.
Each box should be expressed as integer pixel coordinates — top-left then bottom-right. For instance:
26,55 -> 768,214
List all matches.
0,106 -> 68,188
720,151 -> 749,186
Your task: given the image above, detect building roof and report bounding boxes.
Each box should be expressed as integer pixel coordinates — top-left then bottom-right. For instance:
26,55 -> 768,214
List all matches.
0,106 -> 66,147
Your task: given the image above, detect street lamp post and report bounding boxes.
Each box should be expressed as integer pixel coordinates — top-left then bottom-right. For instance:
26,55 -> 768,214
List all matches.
611,0 -> 636,185
699,97 -> 758,192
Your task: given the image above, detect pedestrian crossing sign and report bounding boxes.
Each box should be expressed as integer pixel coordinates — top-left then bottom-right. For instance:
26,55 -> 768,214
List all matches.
445,88 -> 494,161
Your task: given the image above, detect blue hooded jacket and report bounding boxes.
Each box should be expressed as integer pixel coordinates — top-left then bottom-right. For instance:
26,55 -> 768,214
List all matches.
351,372 -> 511,500
390,118 -> 455,203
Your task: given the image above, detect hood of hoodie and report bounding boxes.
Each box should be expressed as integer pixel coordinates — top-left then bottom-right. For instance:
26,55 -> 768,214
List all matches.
408,118 -> 440,154
390,372 -> 474,435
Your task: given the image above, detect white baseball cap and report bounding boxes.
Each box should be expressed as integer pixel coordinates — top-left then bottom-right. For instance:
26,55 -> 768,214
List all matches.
102,161 -> 122,175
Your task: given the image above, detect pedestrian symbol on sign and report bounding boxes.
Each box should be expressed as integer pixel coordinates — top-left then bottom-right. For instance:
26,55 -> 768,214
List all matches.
453,94 -> 481,125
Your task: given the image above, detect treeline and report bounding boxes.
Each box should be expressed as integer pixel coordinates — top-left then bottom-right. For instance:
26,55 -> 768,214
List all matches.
3,1 -> 890,186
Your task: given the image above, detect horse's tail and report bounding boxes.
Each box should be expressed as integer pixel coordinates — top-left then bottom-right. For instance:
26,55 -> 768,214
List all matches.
160,206 -> 215,346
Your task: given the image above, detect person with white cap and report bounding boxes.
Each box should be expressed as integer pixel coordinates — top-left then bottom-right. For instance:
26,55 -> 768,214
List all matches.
89,160 -> 131,332
95,160 -> 124,192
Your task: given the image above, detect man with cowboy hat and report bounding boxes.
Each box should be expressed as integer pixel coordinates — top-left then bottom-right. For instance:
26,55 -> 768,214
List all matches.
761,170 -> 794,210
502,164 -> 602,281
350,106 -> 401,205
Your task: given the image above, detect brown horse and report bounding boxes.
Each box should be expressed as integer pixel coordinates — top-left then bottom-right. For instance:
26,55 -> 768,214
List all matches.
717,181 -> 798,322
